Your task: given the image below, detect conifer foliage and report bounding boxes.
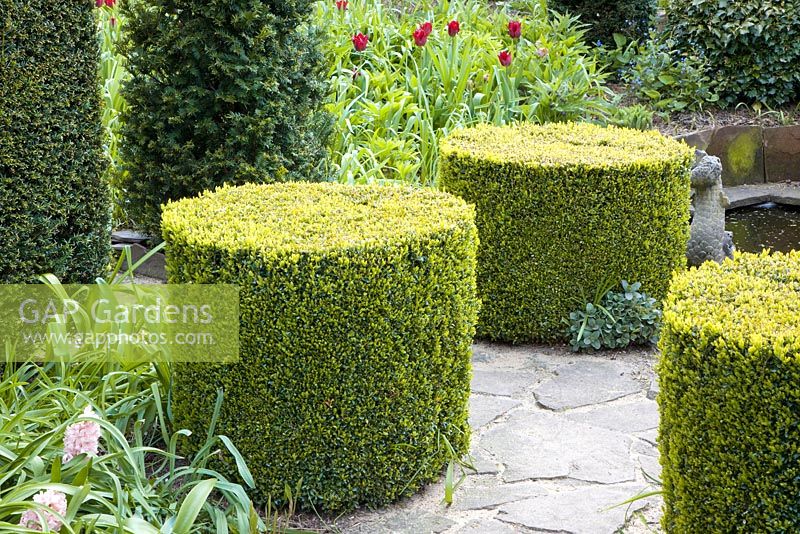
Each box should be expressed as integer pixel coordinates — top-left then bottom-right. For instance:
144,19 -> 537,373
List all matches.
120,0 -> 328,236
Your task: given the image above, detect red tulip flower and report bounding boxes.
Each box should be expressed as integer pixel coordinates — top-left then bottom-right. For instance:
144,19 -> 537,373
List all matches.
498,50 -> 512,67
96,0 -> 114,6
447,20 -> 460,37
413,27 -> 428,47
335,0 -> 347,10
508,20 -> 522,39
420,21 -> 433,36
352,33 -> 369,52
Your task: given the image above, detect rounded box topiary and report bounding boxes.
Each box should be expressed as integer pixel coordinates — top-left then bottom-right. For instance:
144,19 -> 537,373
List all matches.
162,182 -> 479,511
440,122 -> 692,342
659,251 -> 800,532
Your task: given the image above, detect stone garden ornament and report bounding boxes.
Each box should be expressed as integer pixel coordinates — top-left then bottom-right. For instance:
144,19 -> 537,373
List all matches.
687,150 -> 735,266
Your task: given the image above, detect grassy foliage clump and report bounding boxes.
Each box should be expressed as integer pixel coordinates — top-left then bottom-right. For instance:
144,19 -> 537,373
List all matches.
318,0 -> 610,185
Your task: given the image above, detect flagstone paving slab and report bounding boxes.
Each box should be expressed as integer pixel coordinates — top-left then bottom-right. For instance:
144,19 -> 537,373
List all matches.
564,398 -> 659,433
497,483 -> 655,533
534,359 -> 644,410
468,395 -> 522,428
480,409 -> 636,484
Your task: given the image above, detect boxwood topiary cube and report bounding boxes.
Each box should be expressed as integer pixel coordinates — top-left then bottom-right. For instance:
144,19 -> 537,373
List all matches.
440,122 -> 693,342
659,251 -> 800,532
162,182 -> 479,511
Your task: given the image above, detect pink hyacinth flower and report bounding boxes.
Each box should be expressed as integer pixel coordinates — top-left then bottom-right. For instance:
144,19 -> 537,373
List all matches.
18,490 -> 68,532
62,406 -> 101,463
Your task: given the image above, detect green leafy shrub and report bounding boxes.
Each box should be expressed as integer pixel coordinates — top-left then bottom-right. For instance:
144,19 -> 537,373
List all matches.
120,0 -> 329,236
659,251 -> 800,531
566,280 -> 661,351
603,33 -> 718,112
0,0 -> 110,282
665,0 -> 800,105
548,0 -> 655,45
440,122 -> 692,342
318,0 -> 610,186
163,183 -> 479,511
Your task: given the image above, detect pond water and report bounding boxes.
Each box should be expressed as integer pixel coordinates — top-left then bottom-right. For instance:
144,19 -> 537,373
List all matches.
726,203 -> 800,253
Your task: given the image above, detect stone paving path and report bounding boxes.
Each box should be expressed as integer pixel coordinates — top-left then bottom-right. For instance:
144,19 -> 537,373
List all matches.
329,342 -> 663,534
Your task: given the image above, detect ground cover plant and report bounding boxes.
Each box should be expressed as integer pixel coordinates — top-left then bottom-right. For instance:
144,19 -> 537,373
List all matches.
565,280 -> 662,351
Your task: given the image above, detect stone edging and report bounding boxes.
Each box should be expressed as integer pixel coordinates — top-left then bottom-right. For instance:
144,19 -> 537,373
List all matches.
676,125 -> 800,187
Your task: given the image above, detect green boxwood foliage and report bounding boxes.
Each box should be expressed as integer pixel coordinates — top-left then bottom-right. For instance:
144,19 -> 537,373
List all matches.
0,1 -> 110,282
440,122 -> 692,342
659,252 -> 800,532
549,0 -> 655,45
162,183 -> 479,511
666,0 -> 800,105
120,0 -> 329,236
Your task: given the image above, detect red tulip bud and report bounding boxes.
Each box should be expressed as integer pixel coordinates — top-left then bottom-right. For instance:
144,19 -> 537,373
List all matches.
420,21 -> 433,36
413,27 -> 428,47
335,0 -> 348,10
498,50 -> 512,67
447,20 -> 460,37
352,33 -> 369,52
508,20 -> 522,39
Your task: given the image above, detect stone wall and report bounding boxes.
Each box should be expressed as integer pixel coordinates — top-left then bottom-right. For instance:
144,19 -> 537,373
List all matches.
677,125 -> 800,186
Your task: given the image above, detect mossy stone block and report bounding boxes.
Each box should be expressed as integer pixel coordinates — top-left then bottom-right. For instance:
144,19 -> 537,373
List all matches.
706,126 -> 764,186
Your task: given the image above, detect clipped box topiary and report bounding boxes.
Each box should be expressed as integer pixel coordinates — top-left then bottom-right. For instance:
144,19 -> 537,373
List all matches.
162,182 -> 479,511
659,251 -> 800,532
0,0 -> 110,282
440,122 -> 692,342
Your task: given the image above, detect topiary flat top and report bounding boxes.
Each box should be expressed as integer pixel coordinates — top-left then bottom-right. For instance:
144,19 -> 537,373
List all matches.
664,251 -> 800,351
441,122 -> 692,168
162,182 -> 473,254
